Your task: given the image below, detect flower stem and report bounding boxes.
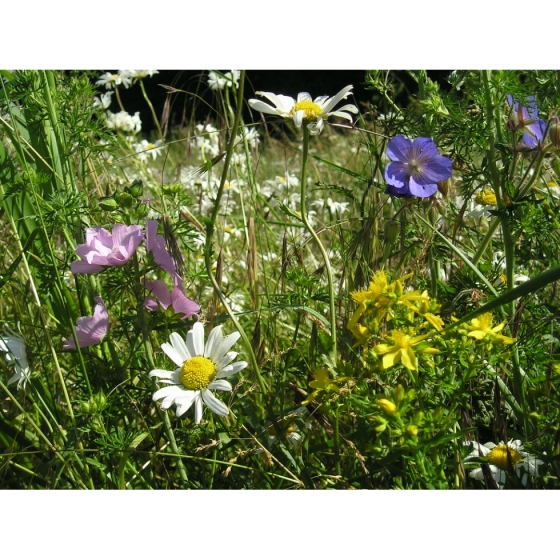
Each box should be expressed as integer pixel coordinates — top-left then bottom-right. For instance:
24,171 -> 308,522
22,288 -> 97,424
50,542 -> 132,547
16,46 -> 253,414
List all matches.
299,127 -> 338,361
204,71 -> 269,416
139,79 -> 163,140
134,254 -> 189,485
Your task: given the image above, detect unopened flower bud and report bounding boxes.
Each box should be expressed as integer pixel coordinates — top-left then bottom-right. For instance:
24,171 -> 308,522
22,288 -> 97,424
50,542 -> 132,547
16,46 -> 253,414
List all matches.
162,182 -> 183,194
548,116 -> 560,146
393,384 -> 405,405
115,191 -> 135,208
406,425 -> 419,437
136,203 -> 149,218
437,178 -> 451,198
98,196 -> 118,211
93,391 -> 107,411
126,180 -> 144,198
383,220 -> 399,246
377,398 -> 397,416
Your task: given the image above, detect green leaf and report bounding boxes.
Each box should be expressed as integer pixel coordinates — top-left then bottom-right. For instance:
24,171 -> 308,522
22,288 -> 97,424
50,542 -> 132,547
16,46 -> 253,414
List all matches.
311,155 -> 368,182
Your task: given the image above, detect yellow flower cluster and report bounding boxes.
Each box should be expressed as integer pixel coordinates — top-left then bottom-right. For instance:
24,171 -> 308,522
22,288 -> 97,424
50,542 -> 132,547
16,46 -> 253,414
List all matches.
347,272 -> 516,374
347,271 -> 443,371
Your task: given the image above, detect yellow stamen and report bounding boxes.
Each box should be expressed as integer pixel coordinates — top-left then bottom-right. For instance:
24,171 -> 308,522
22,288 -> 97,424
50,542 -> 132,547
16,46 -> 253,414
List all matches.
291,100 -> 323,121
179,356 -> 216,390
487,444 -> 523,470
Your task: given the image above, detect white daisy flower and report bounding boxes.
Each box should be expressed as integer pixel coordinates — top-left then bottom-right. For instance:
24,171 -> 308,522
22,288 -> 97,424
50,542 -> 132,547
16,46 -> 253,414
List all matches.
464,439 -> 543,488
105,110 -> 142,134
249,85 -> 359,136
208,70 -> 240,90
149,322 -> 248,423
0,325 -> 30,390
120,70 -> 159,83
93,91 -> 113,110
96,72 -> 132,90
135,139 -> 164,162
312,197 -> 350,215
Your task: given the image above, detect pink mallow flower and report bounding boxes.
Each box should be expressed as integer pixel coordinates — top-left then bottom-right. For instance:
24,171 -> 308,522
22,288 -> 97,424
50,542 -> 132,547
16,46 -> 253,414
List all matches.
145,220 -> 181,282
63,297 -> 109,349
144,280 -> 200,319
71,224 -> 144,274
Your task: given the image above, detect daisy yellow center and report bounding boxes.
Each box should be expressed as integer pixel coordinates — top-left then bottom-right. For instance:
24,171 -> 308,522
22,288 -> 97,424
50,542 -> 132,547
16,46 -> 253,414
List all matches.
475,189 -> 497,206
147,143 -> 155,150
179,356 -> 216,390
487,444 -> 523,470
292,100 -> 323,121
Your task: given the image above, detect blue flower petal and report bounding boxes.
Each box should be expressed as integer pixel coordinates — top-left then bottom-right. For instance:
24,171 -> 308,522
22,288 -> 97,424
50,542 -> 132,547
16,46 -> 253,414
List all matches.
384,182 -> 412,198
413,154 -> 452,185
408,177 -> 438,197
386,135 -> 412,162
384,162 -> 409,188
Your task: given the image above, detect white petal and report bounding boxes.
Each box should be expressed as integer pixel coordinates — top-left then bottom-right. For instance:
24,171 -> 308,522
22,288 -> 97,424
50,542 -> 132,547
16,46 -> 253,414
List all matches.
254,92 -> 294,115
216,360 -> 248,378
202,389 -> 229,416
469,468 -> 484,481
175,392 -> 197,416
194,395 -> 203,424
297,92 -> 312,102
191,322 -> 205,356
293,110 -> 304,128
208,379 -> 232,392
153,384 -> 183,402
248,100 -> 279,115
327,110 -> 354,122
204,325 -> 223,359
321,85 -> 353,115
169,332 -> 190,361
214,351 -> 238,370
161,393 -> 178,410
212,331 -> 241,362
332,103 -> 359,114
149,368 -> 175,379
313,95 -> 329,106
161,342 -> 185,368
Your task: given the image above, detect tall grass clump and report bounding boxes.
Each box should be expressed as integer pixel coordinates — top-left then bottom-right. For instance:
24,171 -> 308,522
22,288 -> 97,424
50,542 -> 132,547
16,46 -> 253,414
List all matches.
1,69 -> 559,489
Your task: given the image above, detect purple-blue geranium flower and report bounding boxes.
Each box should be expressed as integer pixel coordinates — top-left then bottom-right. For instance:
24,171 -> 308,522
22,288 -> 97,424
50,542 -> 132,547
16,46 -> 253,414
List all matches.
384,136 -> 452,198
507,94 -> 547,149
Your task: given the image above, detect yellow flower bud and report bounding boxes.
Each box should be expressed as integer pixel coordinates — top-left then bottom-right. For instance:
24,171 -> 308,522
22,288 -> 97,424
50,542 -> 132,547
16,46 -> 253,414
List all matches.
406,425 -> 419,437
377,398 -> 398,415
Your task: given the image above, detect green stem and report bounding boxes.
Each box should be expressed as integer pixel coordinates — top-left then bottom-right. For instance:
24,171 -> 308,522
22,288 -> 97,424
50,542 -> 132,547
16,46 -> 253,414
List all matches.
134,254 -> 189,485
203,70 -> 268,416
139,79 -> 163,139
299,127 -> 338,361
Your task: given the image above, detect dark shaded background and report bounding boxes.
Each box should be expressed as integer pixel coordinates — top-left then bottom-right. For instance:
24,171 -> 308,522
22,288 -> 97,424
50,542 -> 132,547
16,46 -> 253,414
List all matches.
110,70 -> 451,134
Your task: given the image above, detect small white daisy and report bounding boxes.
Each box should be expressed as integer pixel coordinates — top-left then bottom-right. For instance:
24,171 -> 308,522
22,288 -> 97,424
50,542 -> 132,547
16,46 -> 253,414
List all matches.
0,325 -> 30,390
149,322 -> 247,423
464,439 -> 543,488
249,85 -> 358,136
208,70 -> 240,90
93,91 -> 113,110
96,72 -> 132,90
120,70 -> 159,83
135,139 -> 163,162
